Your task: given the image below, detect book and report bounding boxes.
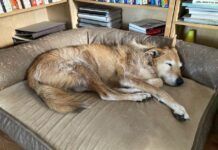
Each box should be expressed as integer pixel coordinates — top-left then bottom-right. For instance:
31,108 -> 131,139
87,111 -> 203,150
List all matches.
79,22 -> 121,28
15,21 -> 66,39
16,0 -> 22,9
36,0 -> 43,5
44,0 -> 49,4
182,2 -> 218,9
191,14 -> 218,20
129,26 -> 165,35
135,0 -> 142,5
187,7 -> 218,12
79,18 -> 121,27
192,0 -> 218,4
20,0 -> 31,8
12,35 -> 33,45
25,0 -> 31,8
0,3 -> 4,13
129,19 -> 165,33
189,9 -> 218,15
78,6 -> 122,16
31,0 -> 37,6
78,13 -> 121,22
3,0 -> 12,12
161,0 -> 169,8
0,0 -> 6,12
183,15 -> 218,25
10,0 -> 19,9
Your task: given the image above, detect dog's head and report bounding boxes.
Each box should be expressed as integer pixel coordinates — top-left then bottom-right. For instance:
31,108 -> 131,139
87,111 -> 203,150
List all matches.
152,36 -> 184,86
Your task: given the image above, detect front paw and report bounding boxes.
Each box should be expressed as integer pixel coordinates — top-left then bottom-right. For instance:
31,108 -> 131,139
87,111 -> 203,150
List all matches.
171,103 -> 190,121
135,93 -> 152,102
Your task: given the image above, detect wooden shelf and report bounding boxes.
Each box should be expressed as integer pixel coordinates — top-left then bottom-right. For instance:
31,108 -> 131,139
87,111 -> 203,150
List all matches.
75,0 -> 168,11
176,20 -> 218,30
0,0 -> 67,18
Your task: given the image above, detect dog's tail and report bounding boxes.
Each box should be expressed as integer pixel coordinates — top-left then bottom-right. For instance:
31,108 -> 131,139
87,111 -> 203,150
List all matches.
27,72 -> 87,113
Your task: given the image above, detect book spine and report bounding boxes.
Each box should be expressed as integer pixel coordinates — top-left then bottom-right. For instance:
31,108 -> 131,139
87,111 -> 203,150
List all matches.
161,0 -> 168,8
150,0 -> 155,5
193,0 -> 218,4
10,0 -> 19,9
0,0 -> 6,12
36,0 -> 43,5
31,0 -> 37,6
25,0 -> 31,8
3,0 -> 12,12
135,0 -> 142,5
142,0 -> 147,4
16,0 -> 22,8
43,0 -> 48,4
146,26 -> 165,35
126,0 -> 133,4
0,3 -> 4,13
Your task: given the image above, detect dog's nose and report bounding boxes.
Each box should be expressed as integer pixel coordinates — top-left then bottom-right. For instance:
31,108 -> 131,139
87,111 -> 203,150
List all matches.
176,77 -> 184,86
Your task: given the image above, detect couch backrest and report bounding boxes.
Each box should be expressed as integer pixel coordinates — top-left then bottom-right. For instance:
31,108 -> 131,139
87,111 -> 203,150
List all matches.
0,27 -> 217,90
0,29 -> 89,90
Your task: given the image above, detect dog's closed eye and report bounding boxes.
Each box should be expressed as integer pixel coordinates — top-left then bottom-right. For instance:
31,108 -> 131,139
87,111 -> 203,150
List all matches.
166,62 -> 172,67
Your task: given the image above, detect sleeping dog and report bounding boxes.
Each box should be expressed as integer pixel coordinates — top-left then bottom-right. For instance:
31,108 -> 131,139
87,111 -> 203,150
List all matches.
27,36 -> 190,121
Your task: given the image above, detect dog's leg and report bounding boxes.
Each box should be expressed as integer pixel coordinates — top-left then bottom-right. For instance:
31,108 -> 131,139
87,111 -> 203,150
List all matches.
120,77 -> 190,121
114,87 -> 143,93
73,64 -> 151,101
146,78 -> 163,88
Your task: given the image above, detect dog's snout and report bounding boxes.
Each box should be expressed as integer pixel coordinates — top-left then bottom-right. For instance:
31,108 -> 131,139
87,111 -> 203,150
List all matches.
176,77 -> 184,86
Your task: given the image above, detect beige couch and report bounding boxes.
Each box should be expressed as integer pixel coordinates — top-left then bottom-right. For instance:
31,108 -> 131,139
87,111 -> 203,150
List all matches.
0,28 -> 217,150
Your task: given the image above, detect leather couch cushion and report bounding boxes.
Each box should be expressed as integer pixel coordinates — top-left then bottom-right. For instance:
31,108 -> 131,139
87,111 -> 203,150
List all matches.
0,78 -> 214,150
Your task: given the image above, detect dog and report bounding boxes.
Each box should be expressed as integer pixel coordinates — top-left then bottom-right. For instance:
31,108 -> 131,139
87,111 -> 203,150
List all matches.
27,36 -> 190,121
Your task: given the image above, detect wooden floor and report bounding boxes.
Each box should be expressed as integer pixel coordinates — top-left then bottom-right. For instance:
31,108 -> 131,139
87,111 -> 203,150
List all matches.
0,130 -> 22,150
204,114 -> 218,150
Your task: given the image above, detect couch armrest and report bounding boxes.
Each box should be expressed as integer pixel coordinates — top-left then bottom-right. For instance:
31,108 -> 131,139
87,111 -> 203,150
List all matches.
176,40 -> 218,89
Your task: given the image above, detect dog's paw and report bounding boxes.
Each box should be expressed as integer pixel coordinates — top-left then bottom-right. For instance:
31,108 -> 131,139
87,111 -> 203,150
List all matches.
171,103 -> 190,121
134,93 -> 151,102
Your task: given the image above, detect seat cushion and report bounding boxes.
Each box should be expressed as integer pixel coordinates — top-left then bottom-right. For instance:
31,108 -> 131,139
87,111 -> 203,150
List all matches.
0,78 -> 215,150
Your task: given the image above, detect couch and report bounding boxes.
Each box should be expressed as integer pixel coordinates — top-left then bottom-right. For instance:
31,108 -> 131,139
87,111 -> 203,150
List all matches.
0,28 -> 217,150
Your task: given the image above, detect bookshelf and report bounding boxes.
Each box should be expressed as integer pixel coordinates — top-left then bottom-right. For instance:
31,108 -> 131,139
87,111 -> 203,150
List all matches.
72,0 -> 176,37
170,0 -> 218,48
175,21 -> 218,30
0,0 -> 177,48
0,0 -> 72,48
75,0 -> 168,11
0,0 -> 68,18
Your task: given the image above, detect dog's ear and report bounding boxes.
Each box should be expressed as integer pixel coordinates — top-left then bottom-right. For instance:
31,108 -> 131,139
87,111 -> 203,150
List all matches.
171,35 -> 177,48
145,48 -> 163,58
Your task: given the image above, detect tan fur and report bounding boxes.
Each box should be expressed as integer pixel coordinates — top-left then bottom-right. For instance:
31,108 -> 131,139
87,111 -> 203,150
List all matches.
27,39 -> 190,120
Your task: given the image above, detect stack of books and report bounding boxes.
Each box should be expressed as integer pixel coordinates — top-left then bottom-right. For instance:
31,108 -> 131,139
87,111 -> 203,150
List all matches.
13,21 -> 66,44
129,19 -> 165,35
182,0 -> 218,25
78,6 -> 122,28
98,0 -> 169,8
0,0 -> 61,14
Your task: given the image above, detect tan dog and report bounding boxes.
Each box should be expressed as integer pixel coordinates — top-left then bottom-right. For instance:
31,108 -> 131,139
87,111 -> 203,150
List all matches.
27,37 -> 190,121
